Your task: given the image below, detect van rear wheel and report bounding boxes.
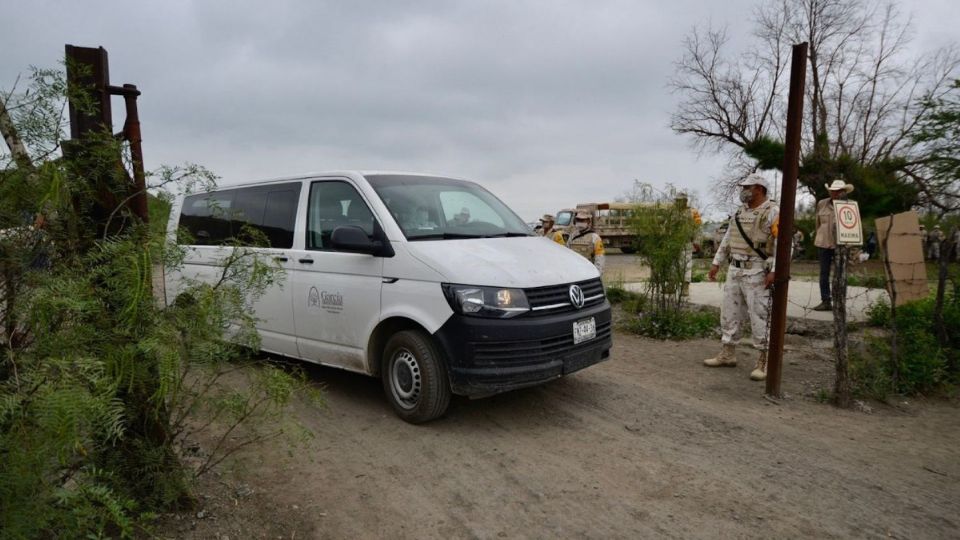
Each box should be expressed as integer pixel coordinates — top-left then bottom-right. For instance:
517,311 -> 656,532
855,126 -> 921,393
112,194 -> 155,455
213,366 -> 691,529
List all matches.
382,330 -> 451,423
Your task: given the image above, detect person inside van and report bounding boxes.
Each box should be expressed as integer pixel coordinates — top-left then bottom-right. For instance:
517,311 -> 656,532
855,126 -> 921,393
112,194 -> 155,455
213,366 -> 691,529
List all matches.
411,206 -> 437,229
452,207 -> 471,226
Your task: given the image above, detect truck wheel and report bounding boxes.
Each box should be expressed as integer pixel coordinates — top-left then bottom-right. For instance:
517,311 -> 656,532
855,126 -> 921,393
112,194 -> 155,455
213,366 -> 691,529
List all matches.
381,330 -> 451,423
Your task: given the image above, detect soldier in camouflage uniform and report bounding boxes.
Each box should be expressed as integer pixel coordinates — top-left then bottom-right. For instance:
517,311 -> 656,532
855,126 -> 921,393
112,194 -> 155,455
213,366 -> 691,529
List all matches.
704,174 -> 780,381
675,193 -> 702,296
928,225 -> 944,261
567,210 -> 606,273
538,214 -> 566,245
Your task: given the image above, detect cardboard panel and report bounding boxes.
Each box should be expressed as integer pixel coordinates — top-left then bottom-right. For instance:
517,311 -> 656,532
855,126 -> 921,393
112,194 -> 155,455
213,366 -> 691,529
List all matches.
875,210 -> 928,306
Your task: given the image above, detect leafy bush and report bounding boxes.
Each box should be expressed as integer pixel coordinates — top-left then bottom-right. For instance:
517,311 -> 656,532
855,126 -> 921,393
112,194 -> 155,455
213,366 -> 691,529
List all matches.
865,298 -> 891,327
630,200 -> 699,313
853,295 -> 959,398
846,273 -> 886,289
624,308 -> 719,340
1,66 -> 319,538
605,283 -> 642,305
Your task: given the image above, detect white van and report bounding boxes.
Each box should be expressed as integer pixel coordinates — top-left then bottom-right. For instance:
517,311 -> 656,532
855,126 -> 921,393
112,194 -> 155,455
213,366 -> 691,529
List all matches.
166,172 -> 612,423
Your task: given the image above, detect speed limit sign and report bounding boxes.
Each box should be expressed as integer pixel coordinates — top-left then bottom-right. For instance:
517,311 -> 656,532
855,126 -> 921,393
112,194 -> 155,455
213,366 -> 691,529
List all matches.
834,200 -> 863,245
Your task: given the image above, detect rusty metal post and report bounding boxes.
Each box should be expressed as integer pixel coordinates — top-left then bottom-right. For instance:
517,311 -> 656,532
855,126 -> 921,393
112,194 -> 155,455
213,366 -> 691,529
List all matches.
766,42 -> 808,397
116,84 -> 148,223
65,45 -> 112,139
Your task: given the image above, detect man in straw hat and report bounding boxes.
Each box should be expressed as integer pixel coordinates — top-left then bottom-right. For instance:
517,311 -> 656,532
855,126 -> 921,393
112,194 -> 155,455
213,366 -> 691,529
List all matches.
537,213 -> 565,245
704,173 -> 779,381
812,178 -> 855,311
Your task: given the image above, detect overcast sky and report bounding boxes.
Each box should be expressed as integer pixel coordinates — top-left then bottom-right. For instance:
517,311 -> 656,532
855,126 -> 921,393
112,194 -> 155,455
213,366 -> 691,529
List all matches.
2,0 -> 957,221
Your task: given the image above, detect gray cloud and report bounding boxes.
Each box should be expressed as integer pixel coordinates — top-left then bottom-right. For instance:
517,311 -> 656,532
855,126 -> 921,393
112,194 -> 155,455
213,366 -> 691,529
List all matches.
2,0 -> 957,220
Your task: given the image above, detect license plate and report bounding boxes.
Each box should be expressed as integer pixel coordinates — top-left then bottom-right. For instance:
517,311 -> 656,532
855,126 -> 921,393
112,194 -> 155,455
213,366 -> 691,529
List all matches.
573,317 -> 597,344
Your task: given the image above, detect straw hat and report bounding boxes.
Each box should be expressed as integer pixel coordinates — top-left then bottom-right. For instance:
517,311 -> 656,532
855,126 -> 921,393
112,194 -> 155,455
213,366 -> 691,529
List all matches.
824,179 -> 854,193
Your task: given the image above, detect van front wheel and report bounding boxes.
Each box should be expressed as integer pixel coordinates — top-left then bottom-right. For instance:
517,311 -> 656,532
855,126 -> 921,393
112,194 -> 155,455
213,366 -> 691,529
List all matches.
382,330 -> 451,423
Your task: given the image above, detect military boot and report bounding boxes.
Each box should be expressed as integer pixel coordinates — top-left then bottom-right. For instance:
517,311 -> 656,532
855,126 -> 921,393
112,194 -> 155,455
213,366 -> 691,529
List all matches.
750,350 -> 768,381
703,344 -> 737,367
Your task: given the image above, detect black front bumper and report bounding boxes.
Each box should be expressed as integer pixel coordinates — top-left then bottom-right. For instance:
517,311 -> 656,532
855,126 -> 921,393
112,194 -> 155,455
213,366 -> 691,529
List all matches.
432,301 -> 613,397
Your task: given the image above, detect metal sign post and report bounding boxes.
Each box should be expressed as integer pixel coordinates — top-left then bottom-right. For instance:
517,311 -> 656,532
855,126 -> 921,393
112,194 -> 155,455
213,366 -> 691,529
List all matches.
834,201 -> 863,246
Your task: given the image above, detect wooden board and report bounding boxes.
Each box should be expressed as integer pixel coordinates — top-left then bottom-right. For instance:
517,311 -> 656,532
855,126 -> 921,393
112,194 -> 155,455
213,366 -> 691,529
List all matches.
875,210 -> 928,306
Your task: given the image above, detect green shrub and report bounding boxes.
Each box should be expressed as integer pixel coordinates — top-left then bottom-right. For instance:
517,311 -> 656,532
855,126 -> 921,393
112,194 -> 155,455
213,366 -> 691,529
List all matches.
853,295 -> 959,398
625,308 -> 719,340
1,66 -> 319,538
846,273 -> 886,289
865,298 -> 891,327
606,284 -> 643,305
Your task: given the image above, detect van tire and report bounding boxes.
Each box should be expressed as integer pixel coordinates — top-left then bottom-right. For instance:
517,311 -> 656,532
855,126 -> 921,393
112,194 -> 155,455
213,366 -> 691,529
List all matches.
381,330 -> 451,423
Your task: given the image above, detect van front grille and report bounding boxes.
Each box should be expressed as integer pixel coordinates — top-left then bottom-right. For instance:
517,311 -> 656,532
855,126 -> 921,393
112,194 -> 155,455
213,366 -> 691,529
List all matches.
523,278 -> 605,317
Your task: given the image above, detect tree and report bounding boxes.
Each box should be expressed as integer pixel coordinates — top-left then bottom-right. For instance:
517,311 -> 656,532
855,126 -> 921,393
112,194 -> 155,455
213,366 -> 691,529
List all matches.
910,79 -> 960,214
1,65 -> 317,537
671,0 -> 959,210
910,79 -> 960,364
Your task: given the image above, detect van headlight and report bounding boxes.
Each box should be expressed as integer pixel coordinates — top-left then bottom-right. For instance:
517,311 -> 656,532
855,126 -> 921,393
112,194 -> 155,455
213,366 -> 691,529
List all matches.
441,284 -> 530,318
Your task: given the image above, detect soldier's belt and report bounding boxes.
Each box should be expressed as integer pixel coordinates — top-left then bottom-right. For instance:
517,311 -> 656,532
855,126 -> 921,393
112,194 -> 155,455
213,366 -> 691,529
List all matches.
731,260 -> 765,269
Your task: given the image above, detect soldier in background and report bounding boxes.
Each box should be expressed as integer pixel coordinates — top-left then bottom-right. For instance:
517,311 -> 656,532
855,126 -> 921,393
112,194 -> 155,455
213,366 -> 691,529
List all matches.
928,225 -> 945,261
675,193 -> 702,296
537,214 -> 565,245
919,225 -> 928,259
704,174 -> 779,381
792,226 -> 805,260
567,210 -> 606,273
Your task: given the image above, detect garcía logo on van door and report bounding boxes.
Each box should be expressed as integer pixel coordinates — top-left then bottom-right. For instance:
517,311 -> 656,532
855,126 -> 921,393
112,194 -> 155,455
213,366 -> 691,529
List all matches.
308,286 -> 344,314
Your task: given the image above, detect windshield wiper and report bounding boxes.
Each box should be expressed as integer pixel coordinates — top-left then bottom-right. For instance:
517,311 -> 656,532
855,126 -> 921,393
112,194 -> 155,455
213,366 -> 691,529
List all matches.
483,232 -> 532,238
407,232 -> 484,241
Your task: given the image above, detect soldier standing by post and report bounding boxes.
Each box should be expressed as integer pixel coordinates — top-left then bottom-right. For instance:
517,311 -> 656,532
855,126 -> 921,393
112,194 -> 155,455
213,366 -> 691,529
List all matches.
567,210 -> 606,273
703,174 -> 779,381
537,214 -> 566,245
812,179 -> 855,311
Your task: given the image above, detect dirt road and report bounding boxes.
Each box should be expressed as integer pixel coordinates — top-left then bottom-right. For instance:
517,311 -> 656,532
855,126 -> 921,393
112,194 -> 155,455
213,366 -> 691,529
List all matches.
165,330 -> 960,539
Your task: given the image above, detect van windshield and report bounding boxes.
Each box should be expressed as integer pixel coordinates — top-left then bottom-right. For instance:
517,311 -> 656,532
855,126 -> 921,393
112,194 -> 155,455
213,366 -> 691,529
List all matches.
365,174 -> 532,241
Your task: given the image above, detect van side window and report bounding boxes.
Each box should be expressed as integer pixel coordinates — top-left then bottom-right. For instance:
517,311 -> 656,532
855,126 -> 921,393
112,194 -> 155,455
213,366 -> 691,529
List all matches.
179,183 -> 299,248
179,191 -> 233,245
260,189 -> 299,248
307,181 -> 376,250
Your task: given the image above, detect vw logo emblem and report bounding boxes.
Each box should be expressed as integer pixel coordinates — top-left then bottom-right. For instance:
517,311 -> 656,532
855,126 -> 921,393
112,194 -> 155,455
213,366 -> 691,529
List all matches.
569,284 -> 585,309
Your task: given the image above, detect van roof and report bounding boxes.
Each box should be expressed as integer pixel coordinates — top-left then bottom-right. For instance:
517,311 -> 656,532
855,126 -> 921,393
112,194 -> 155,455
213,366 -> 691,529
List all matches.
206,170 -> 471,190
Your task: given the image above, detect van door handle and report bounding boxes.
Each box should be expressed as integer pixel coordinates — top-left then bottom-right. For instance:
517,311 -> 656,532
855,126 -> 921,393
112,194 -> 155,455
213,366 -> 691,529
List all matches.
273,256 -> 289,263
298,258 -> 314,264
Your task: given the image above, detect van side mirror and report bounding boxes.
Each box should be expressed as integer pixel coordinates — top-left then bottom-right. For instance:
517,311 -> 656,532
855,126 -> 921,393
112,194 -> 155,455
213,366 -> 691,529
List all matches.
330,225 -> 393,257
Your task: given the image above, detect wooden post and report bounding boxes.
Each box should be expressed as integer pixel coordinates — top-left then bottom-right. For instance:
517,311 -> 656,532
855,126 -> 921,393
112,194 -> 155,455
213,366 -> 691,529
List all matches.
832,245 -> 852,407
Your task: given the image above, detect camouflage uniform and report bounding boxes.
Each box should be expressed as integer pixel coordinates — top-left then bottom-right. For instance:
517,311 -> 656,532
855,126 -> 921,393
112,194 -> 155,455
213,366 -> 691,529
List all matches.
537,214 -> 566,245
567,212 -> 606,273
545,229 -> 565,244
704,177 -> 779,381
928,226 -> 944,260
713,200 -> 779,350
